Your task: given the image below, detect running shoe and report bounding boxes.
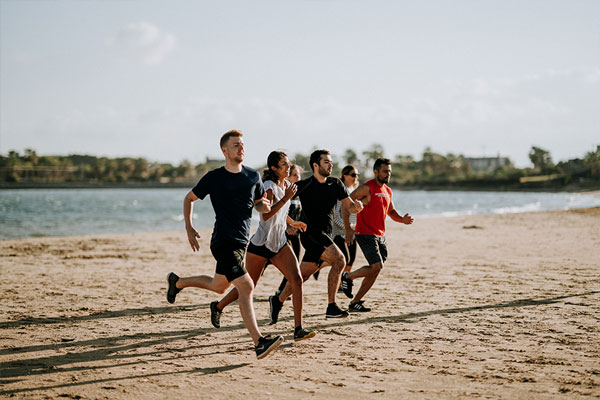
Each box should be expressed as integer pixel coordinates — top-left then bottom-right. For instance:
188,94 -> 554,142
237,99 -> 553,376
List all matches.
269,295 -> 283,324
294,327 -> 317,342
255,335 -> 284,359
340,272 -> 353,299
166,272 -> 181,304
210,301 -> 222,328
348,300 -> 371,312
325,302 -> 349,318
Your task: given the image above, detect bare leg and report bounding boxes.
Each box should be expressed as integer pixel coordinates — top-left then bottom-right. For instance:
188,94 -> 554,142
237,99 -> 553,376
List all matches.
278,261 -> 319,302
231,273 -> 261,346
347,262 -> 383,303
217,253 -> 266,311
176,273 -> 230,294
320,244 -> 346,304
270,244 -> 303,328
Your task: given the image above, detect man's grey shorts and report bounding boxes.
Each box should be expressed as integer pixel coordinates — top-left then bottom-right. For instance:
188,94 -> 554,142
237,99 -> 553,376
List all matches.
355,235 -> 388,265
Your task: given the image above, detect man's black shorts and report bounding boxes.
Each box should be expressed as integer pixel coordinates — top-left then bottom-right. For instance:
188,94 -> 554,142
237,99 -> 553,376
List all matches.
300,232 -> 334,263
355,235 -> 387,265
210,242 -> 247,282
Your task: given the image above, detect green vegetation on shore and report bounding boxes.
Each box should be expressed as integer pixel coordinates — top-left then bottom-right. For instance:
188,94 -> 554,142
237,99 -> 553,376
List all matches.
1,146 -> 599,190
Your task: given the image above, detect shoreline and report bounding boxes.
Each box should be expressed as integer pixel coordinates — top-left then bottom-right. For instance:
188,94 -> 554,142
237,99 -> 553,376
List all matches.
2,205 -> 599,242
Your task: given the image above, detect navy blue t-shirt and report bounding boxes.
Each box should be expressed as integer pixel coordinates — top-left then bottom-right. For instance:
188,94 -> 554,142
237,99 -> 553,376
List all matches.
192,166 -> 264,247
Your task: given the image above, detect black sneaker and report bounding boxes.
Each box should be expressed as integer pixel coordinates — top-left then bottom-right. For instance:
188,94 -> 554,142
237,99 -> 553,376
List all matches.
349,300 -> 371,312
255,335 -> 284,359
340,272 -> 353,299
269,295 -> 283,325
294,327 -> 316,342
210,301 -> 222,328
325,303 -> 349,318
166,272 -> 181,304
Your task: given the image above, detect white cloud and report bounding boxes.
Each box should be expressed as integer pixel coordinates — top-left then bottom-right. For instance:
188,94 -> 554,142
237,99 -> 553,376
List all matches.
108,22 -> 176,66
9,65 -> 596,168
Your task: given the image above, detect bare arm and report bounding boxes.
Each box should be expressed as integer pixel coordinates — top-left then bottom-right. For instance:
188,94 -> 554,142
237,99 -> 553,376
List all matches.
341,196 -> 363,215
388,201 -> 414,225
350,183 -> 370,204
342,184 -> 370,244
183,190 -> 201,251
341,202 -> 354,245
286,215 -> 306,232
254,192 -> 272,214
261,183 -> 297,221
341,182 -> 371,215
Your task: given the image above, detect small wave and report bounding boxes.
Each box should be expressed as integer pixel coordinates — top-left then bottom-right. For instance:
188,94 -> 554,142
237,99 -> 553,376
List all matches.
417,210 -> 476,218
492,202 -> 541,214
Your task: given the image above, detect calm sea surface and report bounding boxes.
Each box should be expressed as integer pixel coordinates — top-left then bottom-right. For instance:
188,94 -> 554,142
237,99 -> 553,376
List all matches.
1,188 -> 599,240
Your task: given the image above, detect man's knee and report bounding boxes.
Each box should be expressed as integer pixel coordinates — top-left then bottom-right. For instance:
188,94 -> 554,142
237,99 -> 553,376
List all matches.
331,253 -> 345,270
371,262 -> 383,274
232,274 -> 254,295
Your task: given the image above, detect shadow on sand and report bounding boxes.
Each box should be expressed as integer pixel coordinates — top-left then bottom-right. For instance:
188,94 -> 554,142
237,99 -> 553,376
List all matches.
1,291 -> 597,396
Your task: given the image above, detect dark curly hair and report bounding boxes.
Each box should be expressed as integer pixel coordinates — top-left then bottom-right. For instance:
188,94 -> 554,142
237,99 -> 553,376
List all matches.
262,151 -> 288,183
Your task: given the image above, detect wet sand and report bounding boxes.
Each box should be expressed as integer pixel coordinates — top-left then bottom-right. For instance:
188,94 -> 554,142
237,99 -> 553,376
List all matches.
1,208 -> 599,399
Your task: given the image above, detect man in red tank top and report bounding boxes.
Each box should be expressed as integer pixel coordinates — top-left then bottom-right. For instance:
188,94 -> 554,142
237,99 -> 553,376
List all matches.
340,157 -> 413,312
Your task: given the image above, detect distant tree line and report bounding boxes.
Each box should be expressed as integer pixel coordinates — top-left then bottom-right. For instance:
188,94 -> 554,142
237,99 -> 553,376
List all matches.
1,145 -> 599,189
0,149 -> 216,184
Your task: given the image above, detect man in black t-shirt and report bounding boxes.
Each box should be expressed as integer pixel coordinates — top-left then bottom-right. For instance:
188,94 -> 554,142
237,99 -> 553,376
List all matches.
165,130 -> 283,360
269,149 -> 363,320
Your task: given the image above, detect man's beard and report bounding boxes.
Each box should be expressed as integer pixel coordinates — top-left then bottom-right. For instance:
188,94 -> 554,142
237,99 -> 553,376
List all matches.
377,175 -> 389,184
318,166 -> 331,177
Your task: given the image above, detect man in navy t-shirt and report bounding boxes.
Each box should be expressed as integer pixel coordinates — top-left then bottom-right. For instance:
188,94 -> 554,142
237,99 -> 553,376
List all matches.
166,130 -> 283,360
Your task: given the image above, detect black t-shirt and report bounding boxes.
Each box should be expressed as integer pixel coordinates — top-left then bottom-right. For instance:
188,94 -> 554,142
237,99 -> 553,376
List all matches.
192,166 -> 264,247
287,194 -> 302,222
296,175 -> 349,236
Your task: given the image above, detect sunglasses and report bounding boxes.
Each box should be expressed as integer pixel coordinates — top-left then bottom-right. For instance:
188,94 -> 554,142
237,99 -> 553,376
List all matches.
349,173 -> 359,178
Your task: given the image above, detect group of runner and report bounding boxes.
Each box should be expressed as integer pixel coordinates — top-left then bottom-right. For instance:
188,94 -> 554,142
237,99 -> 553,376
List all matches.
166,130 -> 413,359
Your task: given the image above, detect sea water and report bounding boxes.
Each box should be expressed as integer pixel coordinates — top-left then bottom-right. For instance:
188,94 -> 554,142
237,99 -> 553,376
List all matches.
1,188 -> 599,240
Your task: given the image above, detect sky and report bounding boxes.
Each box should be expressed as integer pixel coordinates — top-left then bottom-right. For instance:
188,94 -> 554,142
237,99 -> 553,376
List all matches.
1,0 -> 599,168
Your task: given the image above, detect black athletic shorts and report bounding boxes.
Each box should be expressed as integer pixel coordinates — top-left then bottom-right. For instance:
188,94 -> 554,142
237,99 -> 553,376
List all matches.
210,242 -> 247,282
333,235 -> 357,266
355,235 -> 387,265
247,242 -> 279,260
300,231 -> 334,263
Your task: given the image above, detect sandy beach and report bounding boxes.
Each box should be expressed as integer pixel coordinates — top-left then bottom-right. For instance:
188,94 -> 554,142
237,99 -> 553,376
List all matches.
1,208 -> 599,399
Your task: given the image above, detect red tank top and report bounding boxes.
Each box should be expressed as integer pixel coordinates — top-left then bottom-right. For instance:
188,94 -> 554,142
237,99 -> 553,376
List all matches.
355,179 -> 392,236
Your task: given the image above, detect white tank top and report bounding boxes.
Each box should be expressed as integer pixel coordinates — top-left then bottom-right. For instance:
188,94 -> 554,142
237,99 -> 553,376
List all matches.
250,179 -> 290,252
